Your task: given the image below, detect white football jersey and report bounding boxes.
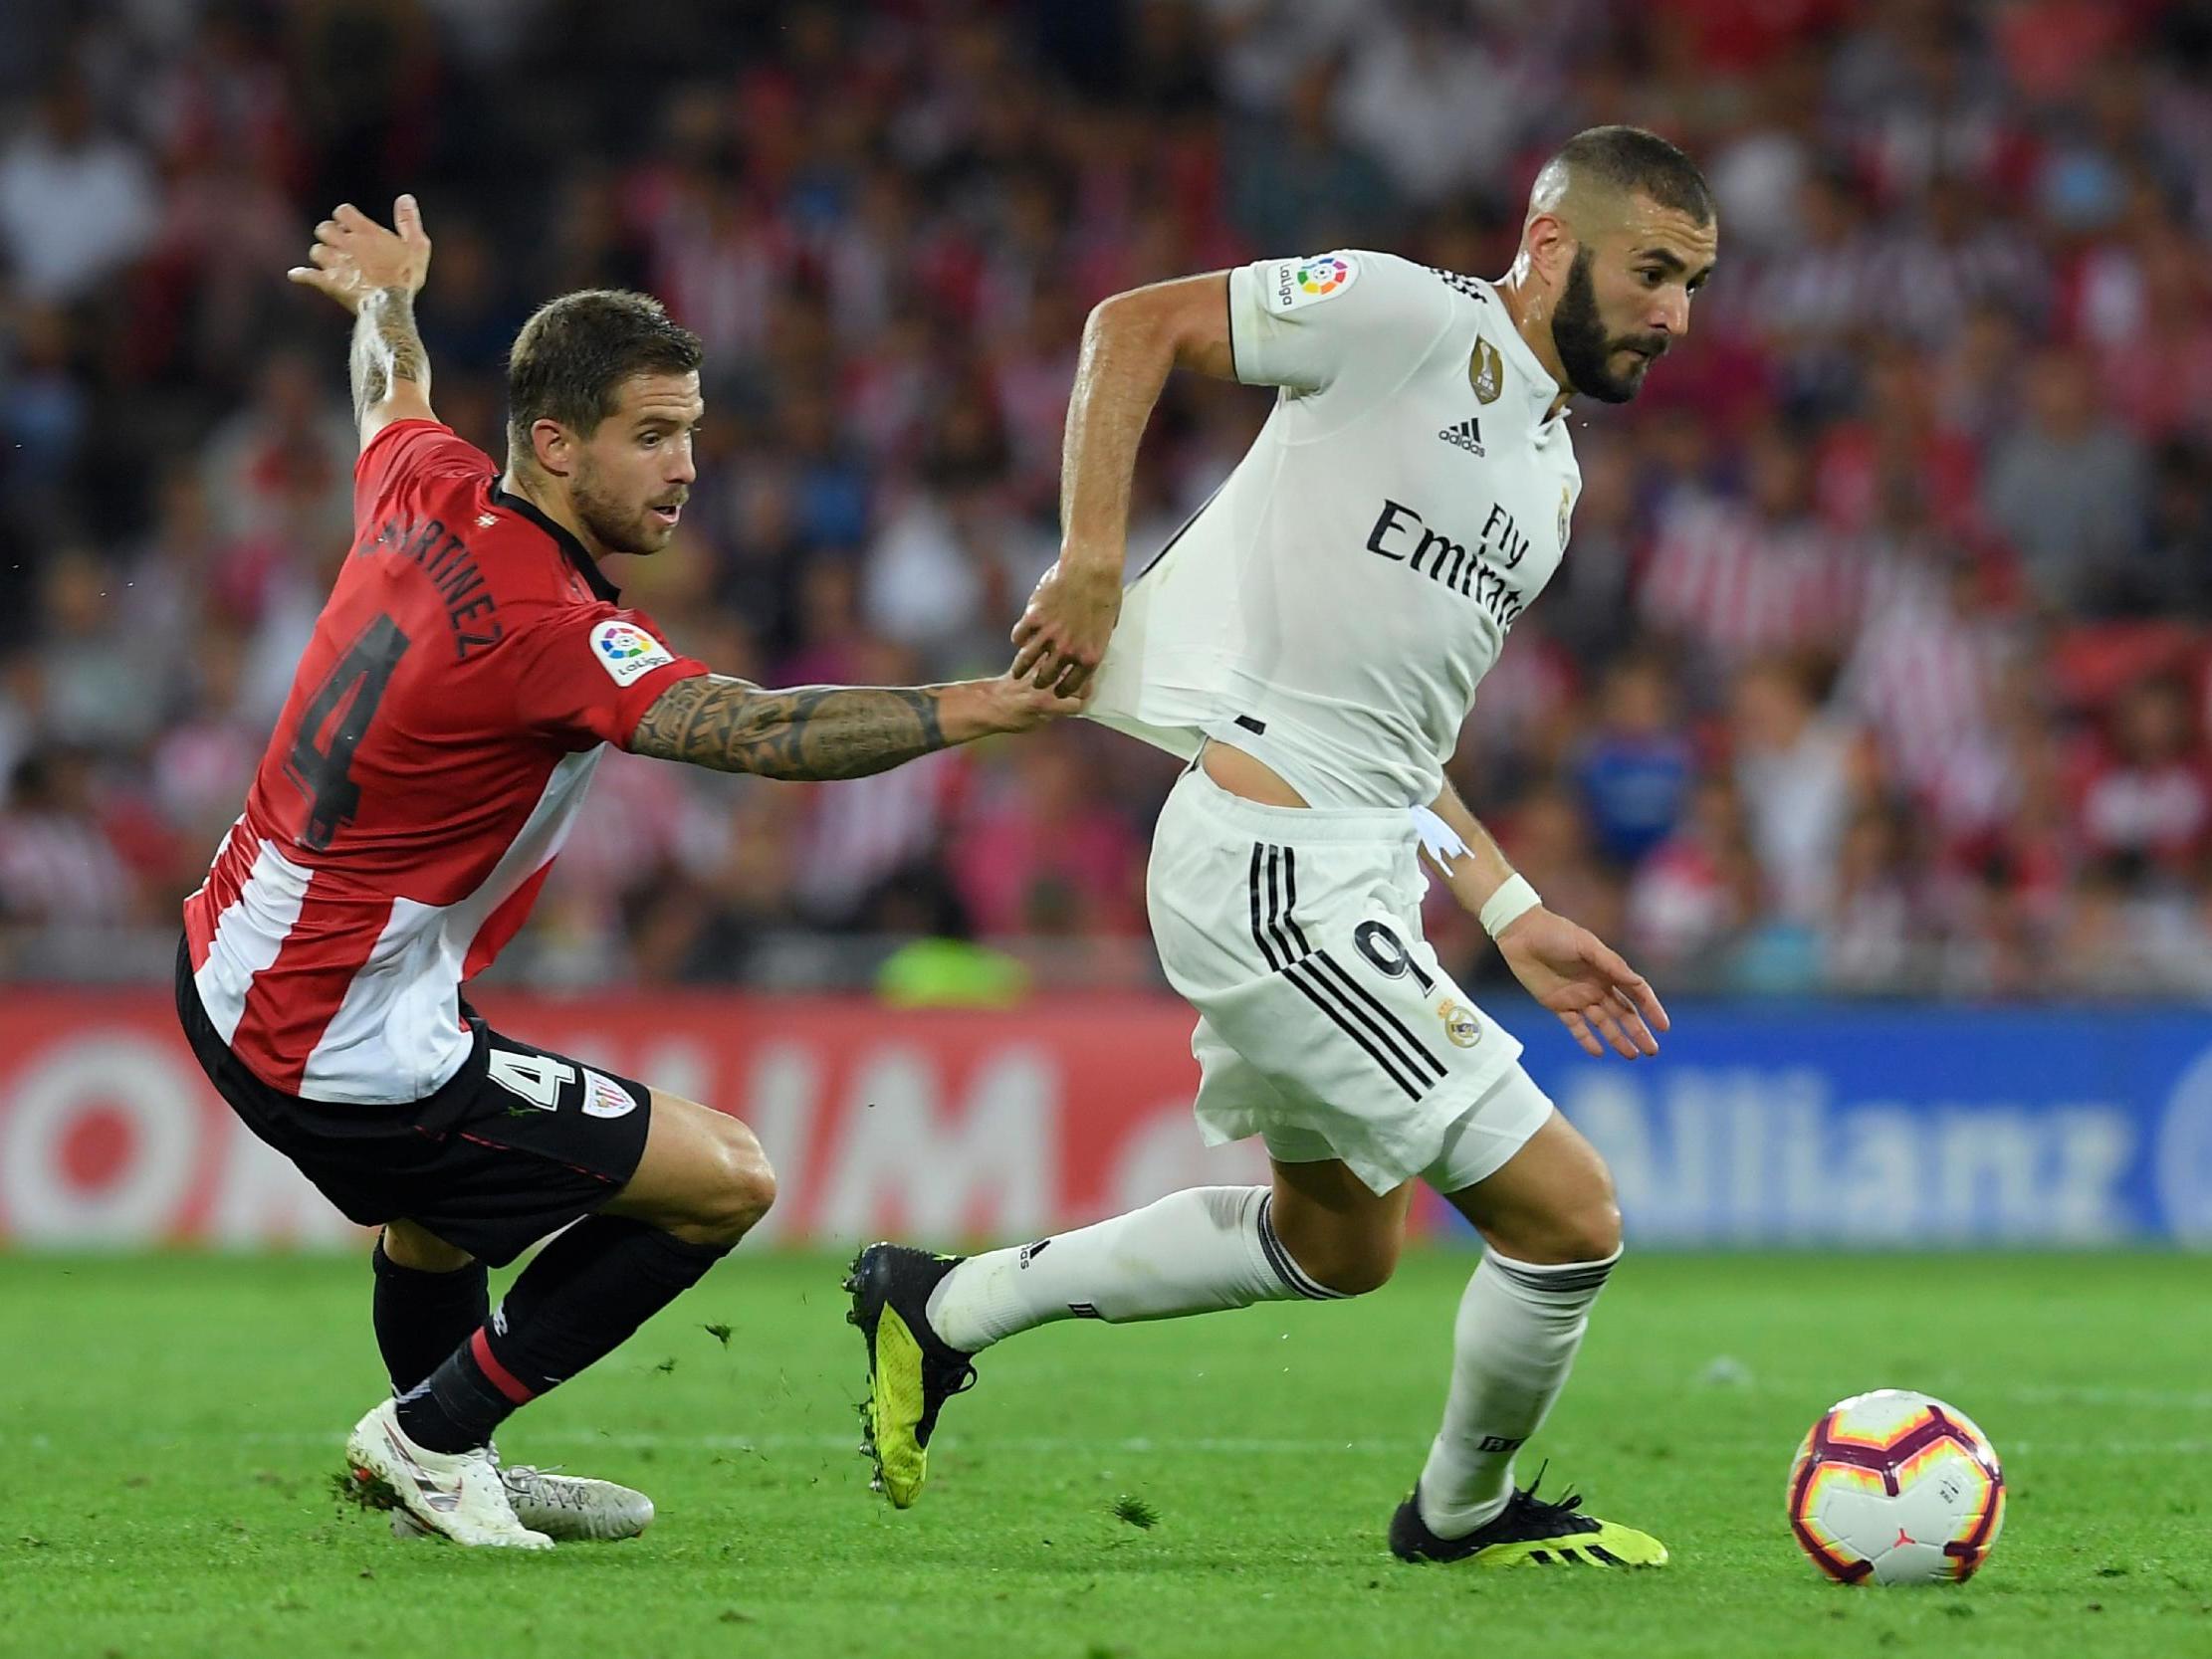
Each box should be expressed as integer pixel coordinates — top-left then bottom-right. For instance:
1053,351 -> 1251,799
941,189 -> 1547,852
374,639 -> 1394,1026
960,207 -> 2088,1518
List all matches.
1089,251 -> 1581,809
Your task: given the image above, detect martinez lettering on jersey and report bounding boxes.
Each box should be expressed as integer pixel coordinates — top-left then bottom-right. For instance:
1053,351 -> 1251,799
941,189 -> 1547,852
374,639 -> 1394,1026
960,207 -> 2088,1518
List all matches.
1364,498 -> 1530,631
356,515 -> 505,659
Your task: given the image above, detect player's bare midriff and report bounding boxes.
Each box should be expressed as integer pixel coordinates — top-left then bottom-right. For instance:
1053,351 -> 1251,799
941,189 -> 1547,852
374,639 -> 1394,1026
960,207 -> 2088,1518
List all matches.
1200,739 -> 1309,808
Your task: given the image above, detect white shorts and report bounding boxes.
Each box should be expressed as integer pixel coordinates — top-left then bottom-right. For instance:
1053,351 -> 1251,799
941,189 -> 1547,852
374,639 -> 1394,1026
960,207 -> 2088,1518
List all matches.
1147,765 -> 1553,1196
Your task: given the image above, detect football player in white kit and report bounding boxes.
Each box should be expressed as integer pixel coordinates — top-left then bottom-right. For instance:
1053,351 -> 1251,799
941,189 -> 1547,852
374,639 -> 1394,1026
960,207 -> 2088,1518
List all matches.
851,127 -> 1717,1568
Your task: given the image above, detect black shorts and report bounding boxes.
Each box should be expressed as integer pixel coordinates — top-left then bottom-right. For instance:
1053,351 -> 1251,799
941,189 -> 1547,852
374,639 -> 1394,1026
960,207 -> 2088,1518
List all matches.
175,938 -> 653,1266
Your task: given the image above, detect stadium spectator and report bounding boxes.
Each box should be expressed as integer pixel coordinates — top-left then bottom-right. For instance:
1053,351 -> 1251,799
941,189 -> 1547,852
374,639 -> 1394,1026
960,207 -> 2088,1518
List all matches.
1639,426 -> 1857,686
0,74 -> 157,305
1729,656 -> 1861,924
1981,348 -> 2151,614
2074,675 -> 2212,876
197,348 -> 355,547
1227,57 -> 1398,252
1572,656 -> 1694,871
0,746 -> 142,930
1627,774 -> 1764,977
1332,6 -> 1526,207
33,547 -> 165,754
1824,802 -> 1926,992
951,737 -> 1145,940
1837,532 -> 2018,835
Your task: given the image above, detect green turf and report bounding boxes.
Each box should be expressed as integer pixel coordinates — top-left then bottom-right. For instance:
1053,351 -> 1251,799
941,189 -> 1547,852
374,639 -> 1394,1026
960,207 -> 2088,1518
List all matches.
0,1250 -> 2205,1659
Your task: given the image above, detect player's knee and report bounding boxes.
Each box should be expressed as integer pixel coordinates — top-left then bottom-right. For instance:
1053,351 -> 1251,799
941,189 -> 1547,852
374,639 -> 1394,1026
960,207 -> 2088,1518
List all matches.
380,1219 -> 472,1273
1570,1157 -> 1624,1261
709,1147 -> 777,1242
1562,1198 -> 1623,1264
684,1122 -> 777,1245
1503,1198 -> 1622,1266
1283,1235 -> 1399,1298
1317,1250 -> 1398,1297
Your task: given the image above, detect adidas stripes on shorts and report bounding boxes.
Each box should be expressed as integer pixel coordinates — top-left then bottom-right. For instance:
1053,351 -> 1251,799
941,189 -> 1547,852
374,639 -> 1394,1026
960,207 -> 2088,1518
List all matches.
1147,764 -> 1553,1196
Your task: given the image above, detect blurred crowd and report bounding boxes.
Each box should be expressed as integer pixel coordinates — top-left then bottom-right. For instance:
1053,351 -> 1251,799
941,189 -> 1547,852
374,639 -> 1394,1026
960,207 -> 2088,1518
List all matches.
2,0 -> 2211,999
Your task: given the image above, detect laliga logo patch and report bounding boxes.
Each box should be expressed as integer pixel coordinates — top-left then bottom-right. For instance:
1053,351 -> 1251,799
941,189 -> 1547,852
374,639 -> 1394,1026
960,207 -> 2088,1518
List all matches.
1438,999 -> 1482,1049
589,619 -> 676,686
1558,482 -> 1573,551
1297,256 -> 1352,296
1270,253 -> 1359,312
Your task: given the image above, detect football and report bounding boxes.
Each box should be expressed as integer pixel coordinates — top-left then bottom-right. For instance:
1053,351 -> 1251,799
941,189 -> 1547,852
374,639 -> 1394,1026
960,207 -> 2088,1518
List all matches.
1786,1389 -> 2006,1585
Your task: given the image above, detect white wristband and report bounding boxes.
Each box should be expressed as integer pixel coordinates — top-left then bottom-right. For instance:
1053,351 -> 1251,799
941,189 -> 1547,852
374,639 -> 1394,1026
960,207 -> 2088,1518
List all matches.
1479,874 -> 1542,939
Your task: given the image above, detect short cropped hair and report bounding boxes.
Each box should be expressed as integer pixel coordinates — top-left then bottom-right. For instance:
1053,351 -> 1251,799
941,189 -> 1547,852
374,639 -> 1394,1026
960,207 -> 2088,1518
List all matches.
1544,125 -> 1715,224
506,290 -> 703,456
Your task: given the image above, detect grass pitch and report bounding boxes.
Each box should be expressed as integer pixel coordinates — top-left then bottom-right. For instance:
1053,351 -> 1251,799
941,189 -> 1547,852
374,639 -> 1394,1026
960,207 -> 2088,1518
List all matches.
1,1250 -> 2205,1659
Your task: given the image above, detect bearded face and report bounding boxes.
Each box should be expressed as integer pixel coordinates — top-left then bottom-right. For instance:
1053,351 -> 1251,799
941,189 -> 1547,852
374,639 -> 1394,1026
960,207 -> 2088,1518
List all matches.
560,371 -> 700,555
570,447 -> 686,556
1550,245 -> 1672,405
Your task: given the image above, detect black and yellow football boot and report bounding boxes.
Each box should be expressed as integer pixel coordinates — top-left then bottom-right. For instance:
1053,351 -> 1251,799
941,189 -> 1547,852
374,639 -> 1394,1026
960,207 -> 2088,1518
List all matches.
844,1242 -> 978,1509
1390,1469 -> 1668,1568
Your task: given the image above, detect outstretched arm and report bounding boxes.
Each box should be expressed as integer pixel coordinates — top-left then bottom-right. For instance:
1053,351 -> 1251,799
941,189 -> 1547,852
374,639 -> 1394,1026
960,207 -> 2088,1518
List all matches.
286,195 -> 437,449
1012,272 -> 1235,696
628,672 -> 1086,781
345,285 -> 430,439
1423,777 -> 1669,1061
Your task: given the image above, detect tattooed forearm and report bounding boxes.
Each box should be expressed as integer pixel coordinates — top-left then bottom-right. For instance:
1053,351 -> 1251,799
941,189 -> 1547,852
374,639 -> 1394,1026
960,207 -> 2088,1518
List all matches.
629,675 -> 957,780
350,286 -> 429,426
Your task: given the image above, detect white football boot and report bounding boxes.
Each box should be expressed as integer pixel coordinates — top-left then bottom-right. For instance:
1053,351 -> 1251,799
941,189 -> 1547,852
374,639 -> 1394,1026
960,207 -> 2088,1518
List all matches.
342,1398 -> 553,1550
389,1455 -> 654,1542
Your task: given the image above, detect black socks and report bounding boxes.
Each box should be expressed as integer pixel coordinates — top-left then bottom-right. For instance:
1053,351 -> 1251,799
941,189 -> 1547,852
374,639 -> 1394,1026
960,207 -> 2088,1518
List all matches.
371,1235 -> 489,1393
395,1217 -> 732,1453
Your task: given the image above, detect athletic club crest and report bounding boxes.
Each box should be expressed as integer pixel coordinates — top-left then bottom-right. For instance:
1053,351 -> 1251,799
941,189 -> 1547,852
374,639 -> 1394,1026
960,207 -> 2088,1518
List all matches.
1469,338 -> 1503,404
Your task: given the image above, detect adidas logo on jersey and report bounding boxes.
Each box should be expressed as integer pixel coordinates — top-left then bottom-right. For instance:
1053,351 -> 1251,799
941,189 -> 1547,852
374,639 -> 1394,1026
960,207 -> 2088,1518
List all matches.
1438,417 -> 1485,457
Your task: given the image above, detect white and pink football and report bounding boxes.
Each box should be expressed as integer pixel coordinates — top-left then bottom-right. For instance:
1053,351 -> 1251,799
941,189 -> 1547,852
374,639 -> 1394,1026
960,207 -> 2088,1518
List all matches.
1787,1389 -> 2006,1585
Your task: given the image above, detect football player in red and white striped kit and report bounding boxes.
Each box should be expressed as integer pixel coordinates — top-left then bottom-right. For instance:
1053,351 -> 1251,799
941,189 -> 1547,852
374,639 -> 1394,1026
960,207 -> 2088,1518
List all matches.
176,195 -> 1083,1549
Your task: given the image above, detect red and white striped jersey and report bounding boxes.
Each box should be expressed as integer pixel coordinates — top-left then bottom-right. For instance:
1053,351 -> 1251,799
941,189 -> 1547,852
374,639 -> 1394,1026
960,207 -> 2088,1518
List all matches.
1638,493 -> 1863,667
184,420 -> 705,1104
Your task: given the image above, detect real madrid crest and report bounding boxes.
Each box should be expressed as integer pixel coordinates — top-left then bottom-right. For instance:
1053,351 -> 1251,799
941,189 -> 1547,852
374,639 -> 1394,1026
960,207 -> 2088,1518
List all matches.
1438,999 -> 1483,1049
1469,338 -> 1503,405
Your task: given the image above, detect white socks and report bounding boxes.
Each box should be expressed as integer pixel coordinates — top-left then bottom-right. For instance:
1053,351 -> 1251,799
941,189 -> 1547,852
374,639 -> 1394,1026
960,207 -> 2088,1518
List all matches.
924,1186 -> 1619,1542
926,1186 -> 1343,1351
1418,1247 -> 1620,1538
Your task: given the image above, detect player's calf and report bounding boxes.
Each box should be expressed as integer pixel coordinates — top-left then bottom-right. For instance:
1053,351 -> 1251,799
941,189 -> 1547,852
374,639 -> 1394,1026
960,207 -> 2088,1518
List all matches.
848,1175 -> 1400,1509
394,1214 -> 743,1456
386,1093 -> 770,1459
1407,1104 -> 1633,1549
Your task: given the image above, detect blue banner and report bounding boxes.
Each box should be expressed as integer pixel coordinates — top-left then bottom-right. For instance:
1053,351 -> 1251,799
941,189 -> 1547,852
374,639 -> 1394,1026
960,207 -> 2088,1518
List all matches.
1498,1005 -> 2212,1246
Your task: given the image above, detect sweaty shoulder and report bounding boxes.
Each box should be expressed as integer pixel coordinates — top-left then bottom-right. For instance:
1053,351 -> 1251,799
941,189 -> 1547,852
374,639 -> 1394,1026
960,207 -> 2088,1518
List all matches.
1225,250 -> 1458,397
353,419 -> 491,524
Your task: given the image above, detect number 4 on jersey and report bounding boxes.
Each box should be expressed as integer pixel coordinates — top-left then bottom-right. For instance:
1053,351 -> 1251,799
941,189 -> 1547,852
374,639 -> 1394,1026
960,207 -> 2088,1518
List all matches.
284,613 -> 412,851
487,1048 -> 577,1111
